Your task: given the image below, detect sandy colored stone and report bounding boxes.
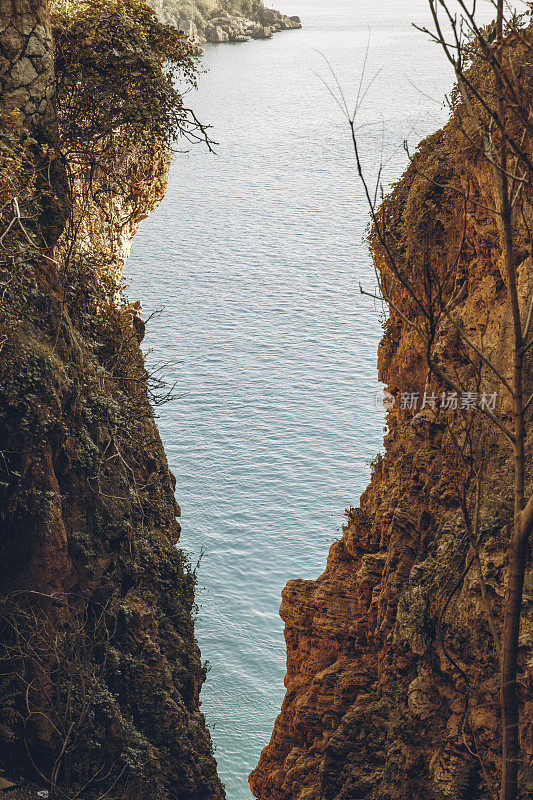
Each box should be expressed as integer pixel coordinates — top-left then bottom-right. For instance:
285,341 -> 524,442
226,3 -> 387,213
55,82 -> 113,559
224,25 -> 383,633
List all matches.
10,56 -> 37,86
0,26 -> 24,58
24,34 -> 46,57
1,85 -> 30,110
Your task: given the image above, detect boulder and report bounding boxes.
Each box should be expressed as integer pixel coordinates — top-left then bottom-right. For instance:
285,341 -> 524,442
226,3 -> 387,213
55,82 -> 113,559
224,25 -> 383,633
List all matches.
251,26 -> 272,39
231,18 -> 248,34
257,8 -> 302,31
282,15 -> 302,29
259,7 -> 281,25
0,27 -> 24,59
205,24 -> 230,43
10,57 -> 37,87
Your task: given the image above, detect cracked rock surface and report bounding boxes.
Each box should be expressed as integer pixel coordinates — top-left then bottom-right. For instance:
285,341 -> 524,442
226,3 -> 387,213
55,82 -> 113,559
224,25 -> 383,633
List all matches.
0,0 -> 55,128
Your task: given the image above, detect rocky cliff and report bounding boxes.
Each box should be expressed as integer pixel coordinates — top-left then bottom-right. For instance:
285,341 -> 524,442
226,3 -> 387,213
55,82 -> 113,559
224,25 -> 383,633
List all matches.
0,2 -> 224,798
149,0 -> 301,44
249,42 -> 533,800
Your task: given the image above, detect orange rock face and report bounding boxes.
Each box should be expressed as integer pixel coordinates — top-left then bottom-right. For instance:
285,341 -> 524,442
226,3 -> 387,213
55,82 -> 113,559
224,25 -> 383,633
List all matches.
0,5 -> 224,795
250,101 -> 533,799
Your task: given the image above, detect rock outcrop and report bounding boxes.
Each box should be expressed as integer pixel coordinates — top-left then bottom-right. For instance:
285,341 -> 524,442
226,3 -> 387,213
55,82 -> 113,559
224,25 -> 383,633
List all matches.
148,0 -> 301,45
249,47 -> 533,800
0,2 -> 224,798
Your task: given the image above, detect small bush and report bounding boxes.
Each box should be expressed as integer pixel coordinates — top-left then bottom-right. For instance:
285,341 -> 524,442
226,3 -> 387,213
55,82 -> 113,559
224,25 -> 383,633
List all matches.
52,0 -> 203,150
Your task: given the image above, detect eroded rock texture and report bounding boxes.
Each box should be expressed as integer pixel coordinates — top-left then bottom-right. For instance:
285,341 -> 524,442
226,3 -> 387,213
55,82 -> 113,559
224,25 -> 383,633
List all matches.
149,0 -> 301,44
0,2 -> 224,798
250,92 -> 533,800
0,0 -> 56,129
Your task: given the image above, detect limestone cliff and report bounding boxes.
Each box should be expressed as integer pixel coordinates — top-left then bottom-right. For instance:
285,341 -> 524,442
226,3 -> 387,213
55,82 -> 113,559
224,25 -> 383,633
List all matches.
149,0 -> 301,44
0,2 -> 224,798
249,44 -> 533,800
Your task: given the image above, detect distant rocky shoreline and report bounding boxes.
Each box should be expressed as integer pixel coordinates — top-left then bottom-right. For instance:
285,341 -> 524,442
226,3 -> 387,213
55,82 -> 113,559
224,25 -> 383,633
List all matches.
149,1 -> 301,44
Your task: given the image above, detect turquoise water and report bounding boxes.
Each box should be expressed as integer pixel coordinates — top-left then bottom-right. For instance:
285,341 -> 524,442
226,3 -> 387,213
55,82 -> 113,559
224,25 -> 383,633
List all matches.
126,1 -> 494,797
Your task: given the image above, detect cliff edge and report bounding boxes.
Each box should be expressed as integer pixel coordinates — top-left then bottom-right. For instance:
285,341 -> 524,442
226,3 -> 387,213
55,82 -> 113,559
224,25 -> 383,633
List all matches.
250,27 -> 533,800
149,0 -> 301,44
0,1 -> 224,797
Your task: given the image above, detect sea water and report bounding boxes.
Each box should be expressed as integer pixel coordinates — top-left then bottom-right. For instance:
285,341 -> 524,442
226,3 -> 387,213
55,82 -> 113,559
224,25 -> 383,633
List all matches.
126,1 -> 495,796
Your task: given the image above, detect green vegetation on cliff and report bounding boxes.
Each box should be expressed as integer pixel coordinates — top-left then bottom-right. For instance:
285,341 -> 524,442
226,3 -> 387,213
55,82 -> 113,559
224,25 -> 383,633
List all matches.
149,0 -> 301,43
168,0 -> 265,25
0,1 -> 222,798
